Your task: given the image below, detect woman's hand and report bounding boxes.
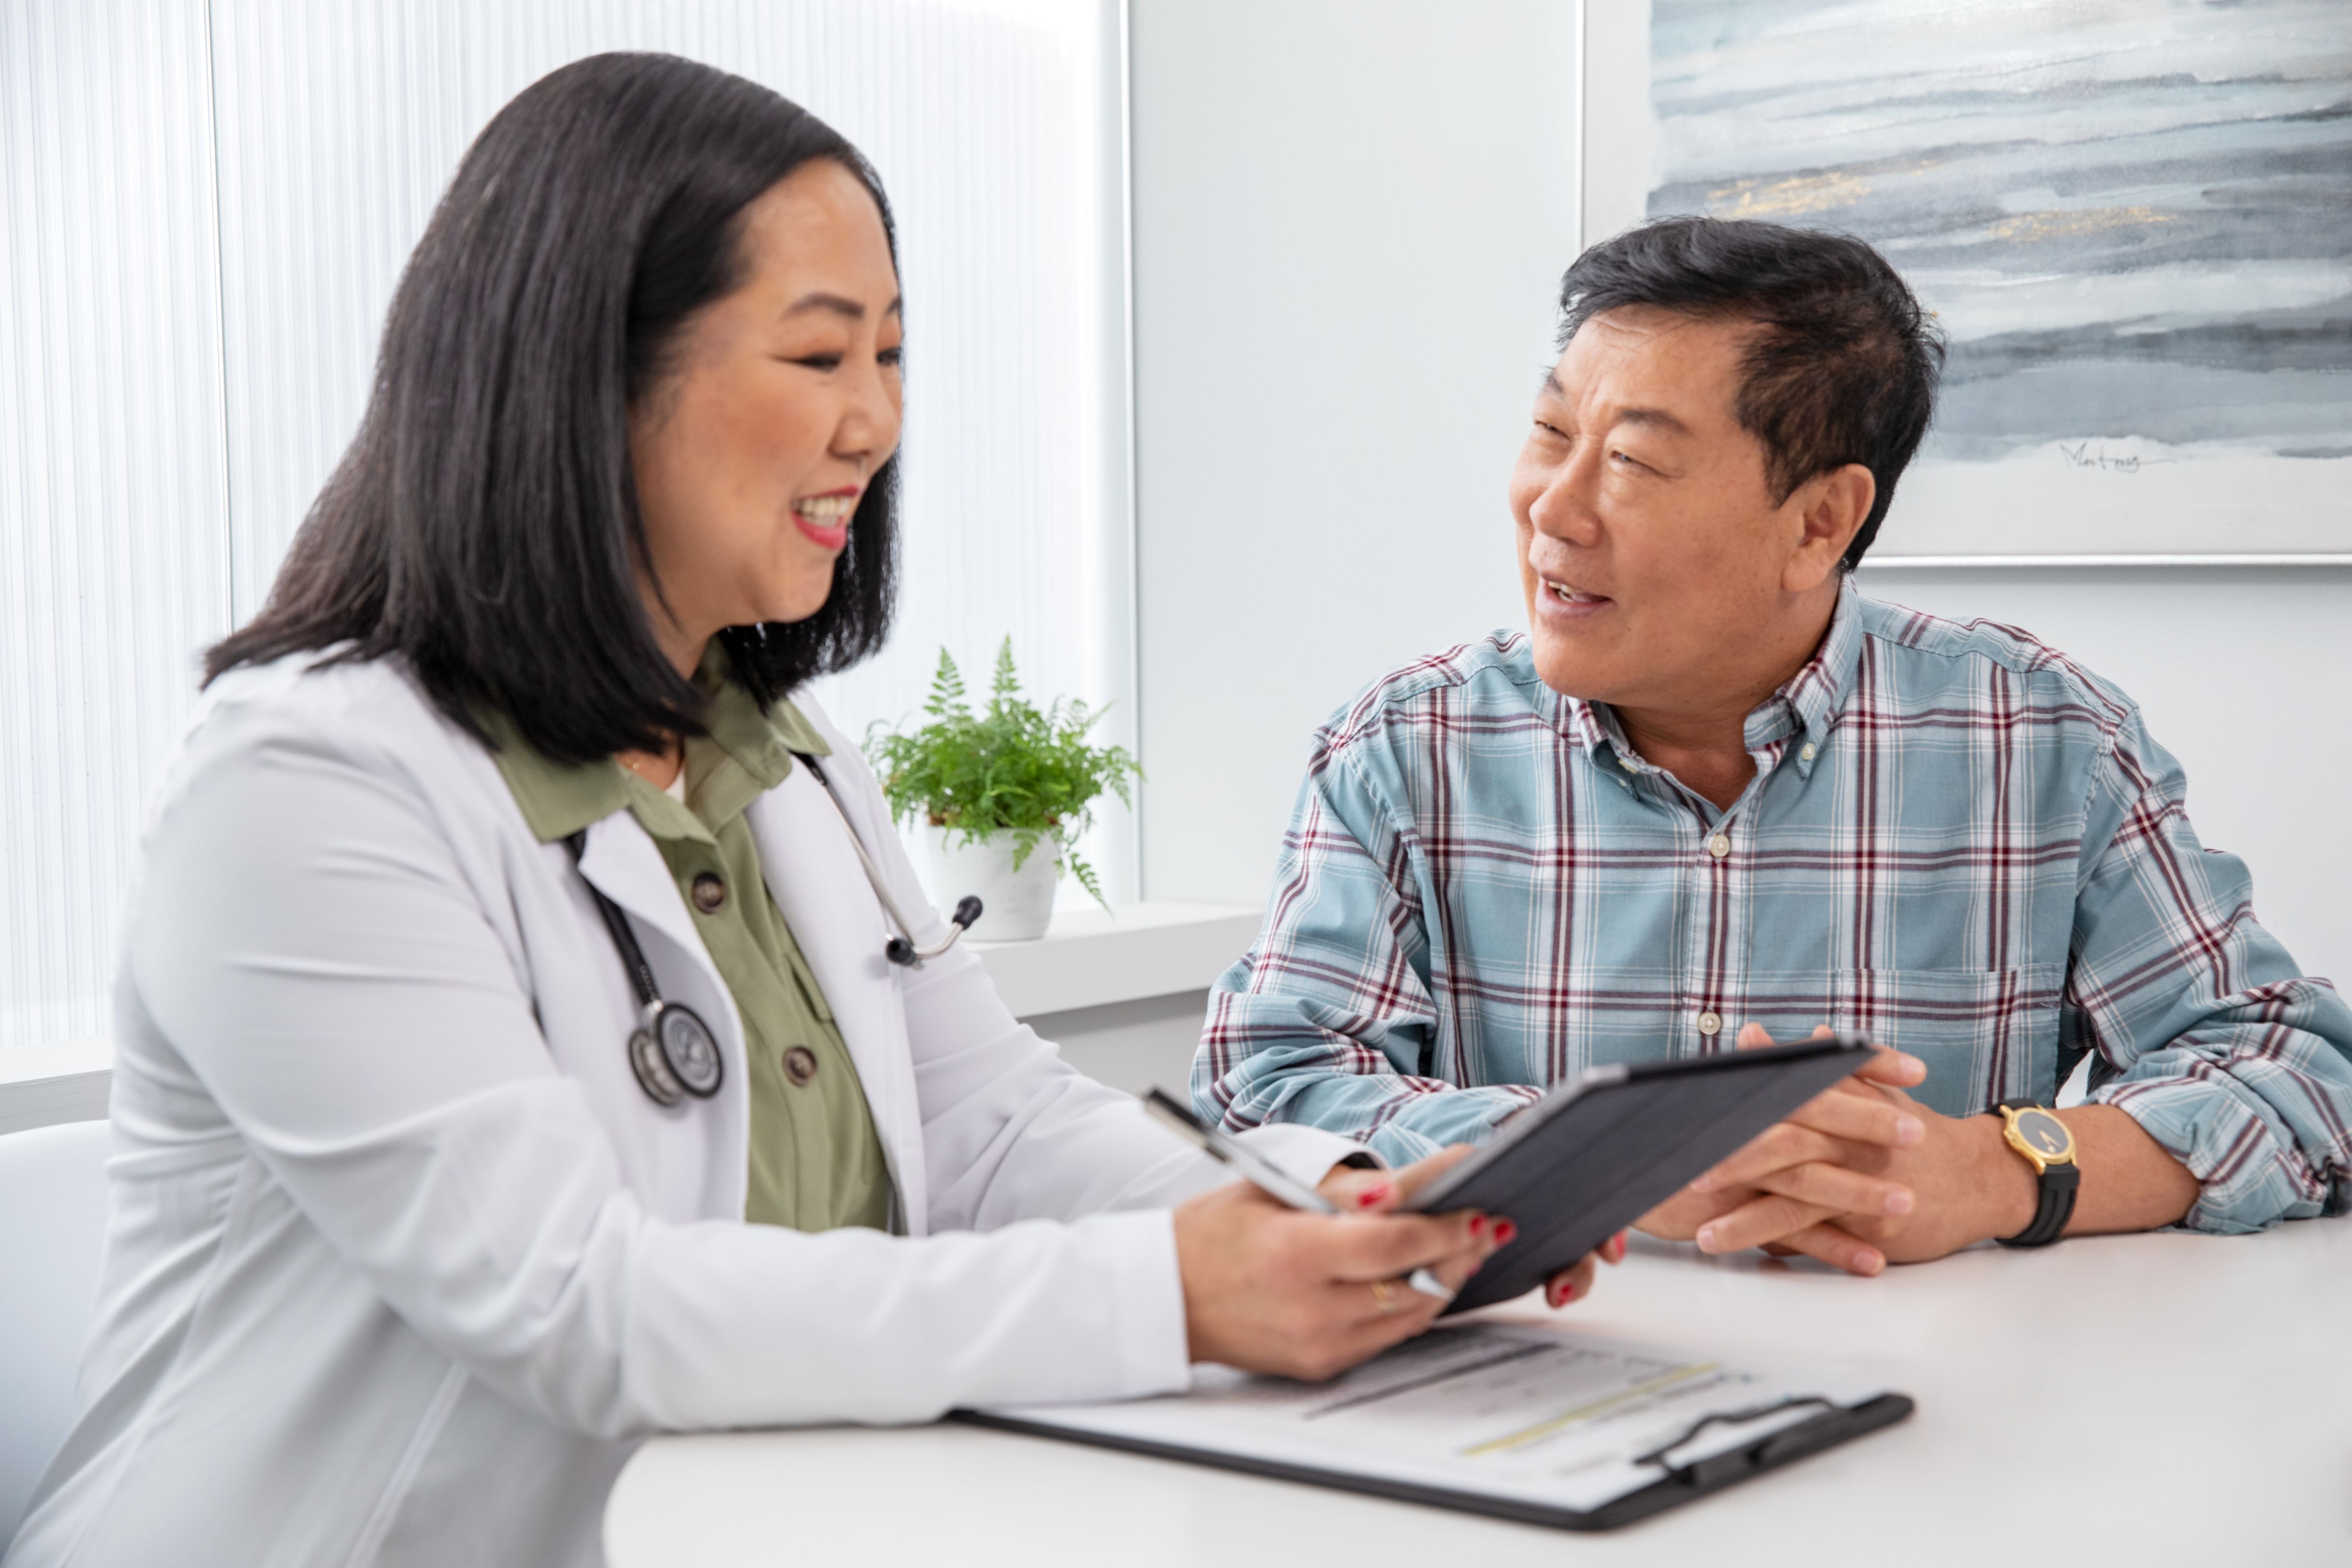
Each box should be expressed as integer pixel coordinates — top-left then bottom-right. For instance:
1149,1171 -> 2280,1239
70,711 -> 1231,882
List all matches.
1543,1231 -> 1619,1309
1174,1145 -> 1505,1380
1319,1153 -> 1614,1311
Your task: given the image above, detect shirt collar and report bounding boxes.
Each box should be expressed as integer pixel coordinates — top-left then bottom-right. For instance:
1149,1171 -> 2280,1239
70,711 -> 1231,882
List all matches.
483,710 -> 631,845
1560,579 -> 1862,781
485,640 -> 832,845
1763,578 -> 1862,775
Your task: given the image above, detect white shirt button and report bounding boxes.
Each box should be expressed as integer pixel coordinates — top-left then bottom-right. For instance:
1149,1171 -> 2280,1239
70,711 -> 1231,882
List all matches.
1698,1011 -> 1723,1037
1799,742 -> 1818,762
1707,834 -> 1731,859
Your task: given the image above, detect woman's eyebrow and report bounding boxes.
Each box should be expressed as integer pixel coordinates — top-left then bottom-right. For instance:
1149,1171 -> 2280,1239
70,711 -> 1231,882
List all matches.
781,291 -> 904,320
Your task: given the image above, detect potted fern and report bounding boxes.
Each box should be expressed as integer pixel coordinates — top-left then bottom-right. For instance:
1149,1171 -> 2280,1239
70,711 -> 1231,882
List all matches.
864,639 -> 1140,941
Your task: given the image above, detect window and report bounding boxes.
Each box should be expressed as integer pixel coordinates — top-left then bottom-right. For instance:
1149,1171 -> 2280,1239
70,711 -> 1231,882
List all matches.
0,0 -> 1134,1062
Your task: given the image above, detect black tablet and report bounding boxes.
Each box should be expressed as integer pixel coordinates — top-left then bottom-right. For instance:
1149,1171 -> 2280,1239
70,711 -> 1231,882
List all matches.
1409,1035 -> 1877,1314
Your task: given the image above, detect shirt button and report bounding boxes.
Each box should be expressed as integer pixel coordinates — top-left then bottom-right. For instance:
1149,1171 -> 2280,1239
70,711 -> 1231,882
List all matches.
783,1045 -> 818,1086
1799,742 -> 1818,762
1698,1012 -> 1723,1037
691,873 -> 727,914
1707,834 -> 1731,859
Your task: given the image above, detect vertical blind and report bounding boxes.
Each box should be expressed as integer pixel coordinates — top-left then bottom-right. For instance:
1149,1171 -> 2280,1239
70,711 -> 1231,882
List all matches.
0,0 -> 1133,1060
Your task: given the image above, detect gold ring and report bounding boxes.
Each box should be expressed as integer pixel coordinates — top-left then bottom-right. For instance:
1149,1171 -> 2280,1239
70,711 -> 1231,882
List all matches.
1370,1278 -> 1398,1314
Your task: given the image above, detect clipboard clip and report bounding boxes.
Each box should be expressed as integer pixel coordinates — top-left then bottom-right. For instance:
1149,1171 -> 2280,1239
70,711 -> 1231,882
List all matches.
1632,1394 -> 1839,1485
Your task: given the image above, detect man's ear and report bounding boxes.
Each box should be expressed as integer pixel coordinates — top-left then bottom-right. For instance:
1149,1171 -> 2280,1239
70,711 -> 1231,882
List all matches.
1784,463 -> 1876,592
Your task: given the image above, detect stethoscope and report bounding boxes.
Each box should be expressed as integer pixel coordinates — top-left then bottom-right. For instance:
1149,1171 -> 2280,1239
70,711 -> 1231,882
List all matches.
567,750 -> 985,1108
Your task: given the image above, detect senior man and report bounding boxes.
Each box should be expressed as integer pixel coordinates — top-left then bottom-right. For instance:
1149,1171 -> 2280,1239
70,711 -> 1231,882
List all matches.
1194,217 -> 2352,1283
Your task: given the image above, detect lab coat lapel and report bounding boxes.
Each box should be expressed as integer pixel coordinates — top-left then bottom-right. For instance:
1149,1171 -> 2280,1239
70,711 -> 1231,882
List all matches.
572,812 -> 747,1077
574,813 -> 717,987
563,812 -> 749,1218
747,771 -> 930,1235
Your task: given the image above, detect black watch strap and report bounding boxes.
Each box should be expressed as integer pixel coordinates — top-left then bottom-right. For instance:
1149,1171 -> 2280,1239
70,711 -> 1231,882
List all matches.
1995,1100 -> 2079,1248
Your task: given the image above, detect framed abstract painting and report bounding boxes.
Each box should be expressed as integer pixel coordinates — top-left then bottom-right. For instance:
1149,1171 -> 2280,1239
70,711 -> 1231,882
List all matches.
1580,0 -> 2352,563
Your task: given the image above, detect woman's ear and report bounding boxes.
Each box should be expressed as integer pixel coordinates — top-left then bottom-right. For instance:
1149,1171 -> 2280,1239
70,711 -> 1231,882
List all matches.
1784,462 -> 1875,592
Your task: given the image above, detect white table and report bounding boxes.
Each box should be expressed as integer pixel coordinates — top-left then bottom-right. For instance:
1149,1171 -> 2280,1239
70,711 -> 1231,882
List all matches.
606,1221 -> 2352,1566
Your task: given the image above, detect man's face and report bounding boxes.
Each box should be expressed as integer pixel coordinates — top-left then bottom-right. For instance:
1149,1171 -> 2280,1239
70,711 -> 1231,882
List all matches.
1509,306 -> 1843,712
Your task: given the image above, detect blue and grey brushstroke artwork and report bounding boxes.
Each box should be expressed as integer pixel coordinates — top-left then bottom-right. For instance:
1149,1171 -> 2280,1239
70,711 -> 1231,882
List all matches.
1645,0 -> 2350,554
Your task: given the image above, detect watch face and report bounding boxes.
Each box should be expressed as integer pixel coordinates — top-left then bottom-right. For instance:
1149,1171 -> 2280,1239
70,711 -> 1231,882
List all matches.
2015,1107 -> 2071,1159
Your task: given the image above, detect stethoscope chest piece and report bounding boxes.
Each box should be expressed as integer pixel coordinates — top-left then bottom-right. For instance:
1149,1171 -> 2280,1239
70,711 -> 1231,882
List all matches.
628,1001 -> 723,1108
565,753 -> 981,1110
568,832 -> 726,1109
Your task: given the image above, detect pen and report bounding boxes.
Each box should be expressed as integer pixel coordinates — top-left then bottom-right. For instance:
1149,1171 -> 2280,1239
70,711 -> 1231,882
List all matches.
1141,1088 -> 1455,1303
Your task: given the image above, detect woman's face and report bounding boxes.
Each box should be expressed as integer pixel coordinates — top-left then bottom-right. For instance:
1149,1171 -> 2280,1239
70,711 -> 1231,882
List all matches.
628,159 -> 904,669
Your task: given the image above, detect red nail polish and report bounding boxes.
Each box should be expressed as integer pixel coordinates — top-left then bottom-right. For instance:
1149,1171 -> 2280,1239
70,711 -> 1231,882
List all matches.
1356,1183 -> 1391,1209
1608,1230 -> 1628,1262
1493,1219 -> 1518,1246
1468,1214 -> 1487,1237
1551,1279 -> 1576,1306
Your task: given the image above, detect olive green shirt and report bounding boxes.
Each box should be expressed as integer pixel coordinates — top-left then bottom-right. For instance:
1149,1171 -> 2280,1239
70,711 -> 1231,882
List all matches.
487,654 -> 892,1233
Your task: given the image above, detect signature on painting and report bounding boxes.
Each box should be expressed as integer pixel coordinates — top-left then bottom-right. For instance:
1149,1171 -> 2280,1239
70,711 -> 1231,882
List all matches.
2058,442 -> 2172,473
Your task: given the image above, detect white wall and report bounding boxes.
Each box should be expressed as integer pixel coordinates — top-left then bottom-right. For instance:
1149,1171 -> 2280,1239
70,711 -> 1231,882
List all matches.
1128,0 -> 1581,906
1128,3 -> 2352,993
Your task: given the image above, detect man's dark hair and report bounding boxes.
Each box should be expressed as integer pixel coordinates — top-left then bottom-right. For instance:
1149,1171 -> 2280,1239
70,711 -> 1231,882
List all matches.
207,53 -> 899,762
1557,217 -> 1943,570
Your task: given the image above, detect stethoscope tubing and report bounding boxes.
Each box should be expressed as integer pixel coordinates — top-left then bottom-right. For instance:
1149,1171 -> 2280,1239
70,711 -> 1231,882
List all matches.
790,752 -> 981,966
568,749 -> 985,1108
565,831 -> 724,1105
565,830 -> 664,1011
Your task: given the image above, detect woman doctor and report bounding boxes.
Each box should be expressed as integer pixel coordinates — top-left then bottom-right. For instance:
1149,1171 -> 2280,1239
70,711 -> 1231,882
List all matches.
6,53 -> 1601,1568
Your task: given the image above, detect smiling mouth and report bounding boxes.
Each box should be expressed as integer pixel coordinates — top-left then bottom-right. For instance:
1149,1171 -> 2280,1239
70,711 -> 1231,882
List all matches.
793,493 -> 858,525
790,491 -> 857,551
1541,577 -> 1612,608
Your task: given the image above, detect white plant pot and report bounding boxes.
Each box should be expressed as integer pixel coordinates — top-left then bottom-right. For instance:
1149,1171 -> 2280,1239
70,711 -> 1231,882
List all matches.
923,825 -> 1060,942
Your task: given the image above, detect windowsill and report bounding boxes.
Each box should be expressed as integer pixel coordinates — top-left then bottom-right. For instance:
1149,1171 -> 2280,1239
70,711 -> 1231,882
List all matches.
0,1036 -> 112,1088
0,1037 -> 113,1134
969,902 -> 1260,1019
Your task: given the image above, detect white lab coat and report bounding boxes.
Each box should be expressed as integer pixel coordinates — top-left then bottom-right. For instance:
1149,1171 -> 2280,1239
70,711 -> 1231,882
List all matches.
4,653 -> 1359,1568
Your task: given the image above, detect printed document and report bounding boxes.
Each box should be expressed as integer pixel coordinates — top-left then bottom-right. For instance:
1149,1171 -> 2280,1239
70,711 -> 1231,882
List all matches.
980,1321 -> 1888,1514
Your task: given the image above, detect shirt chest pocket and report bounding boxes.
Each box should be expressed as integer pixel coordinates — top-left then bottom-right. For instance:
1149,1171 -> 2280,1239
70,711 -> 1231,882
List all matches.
1746,965 -> 2064,1120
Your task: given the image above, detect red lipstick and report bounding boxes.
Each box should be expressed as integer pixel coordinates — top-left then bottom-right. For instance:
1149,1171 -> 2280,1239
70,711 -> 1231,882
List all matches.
792,487 -> 859,552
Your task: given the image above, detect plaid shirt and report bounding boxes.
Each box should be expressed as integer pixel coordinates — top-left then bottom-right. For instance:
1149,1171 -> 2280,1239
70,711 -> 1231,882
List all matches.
1196,585 -> 2352,1234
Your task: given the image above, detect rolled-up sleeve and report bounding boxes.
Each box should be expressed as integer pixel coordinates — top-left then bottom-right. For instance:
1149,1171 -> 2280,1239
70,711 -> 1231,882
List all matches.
2068,709 -> 2352,1232
1194,738 -> 1538,1168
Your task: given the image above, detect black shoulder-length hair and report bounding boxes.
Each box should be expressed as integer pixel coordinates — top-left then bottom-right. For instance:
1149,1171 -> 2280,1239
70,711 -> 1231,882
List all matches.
206,52 -> 900,762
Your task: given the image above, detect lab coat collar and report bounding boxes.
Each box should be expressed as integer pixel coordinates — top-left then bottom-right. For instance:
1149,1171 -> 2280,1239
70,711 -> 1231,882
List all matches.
568,808 -> 754,1215
572,810 -> 718,989
746,771 -> 930,1235
542,739 -> 930,1235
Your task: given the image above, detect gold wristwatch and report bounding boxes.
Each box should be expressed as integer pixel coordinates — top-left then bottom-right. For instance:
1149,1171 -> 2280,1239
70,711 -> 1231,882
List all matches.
1993,1101 -> 2078,1247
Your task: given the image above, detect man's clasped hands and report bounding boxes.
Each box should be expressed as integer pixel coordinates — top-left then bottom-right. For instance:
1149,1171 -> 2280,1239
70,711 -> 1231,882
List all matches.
1179,1027 -> 2030,1381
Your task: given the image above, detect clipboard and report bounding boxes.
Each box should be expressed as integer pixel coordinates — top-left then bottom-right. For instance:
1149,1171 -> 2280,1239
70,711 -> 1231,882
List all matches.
961,1323 -> 1914,1531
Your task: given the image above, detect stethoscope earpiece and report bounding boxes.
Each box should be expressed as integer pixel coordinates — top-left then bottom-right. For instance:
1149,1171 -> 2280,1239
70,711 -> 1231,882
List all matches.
794,753 -> 982,970
884,895 -> 985,967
